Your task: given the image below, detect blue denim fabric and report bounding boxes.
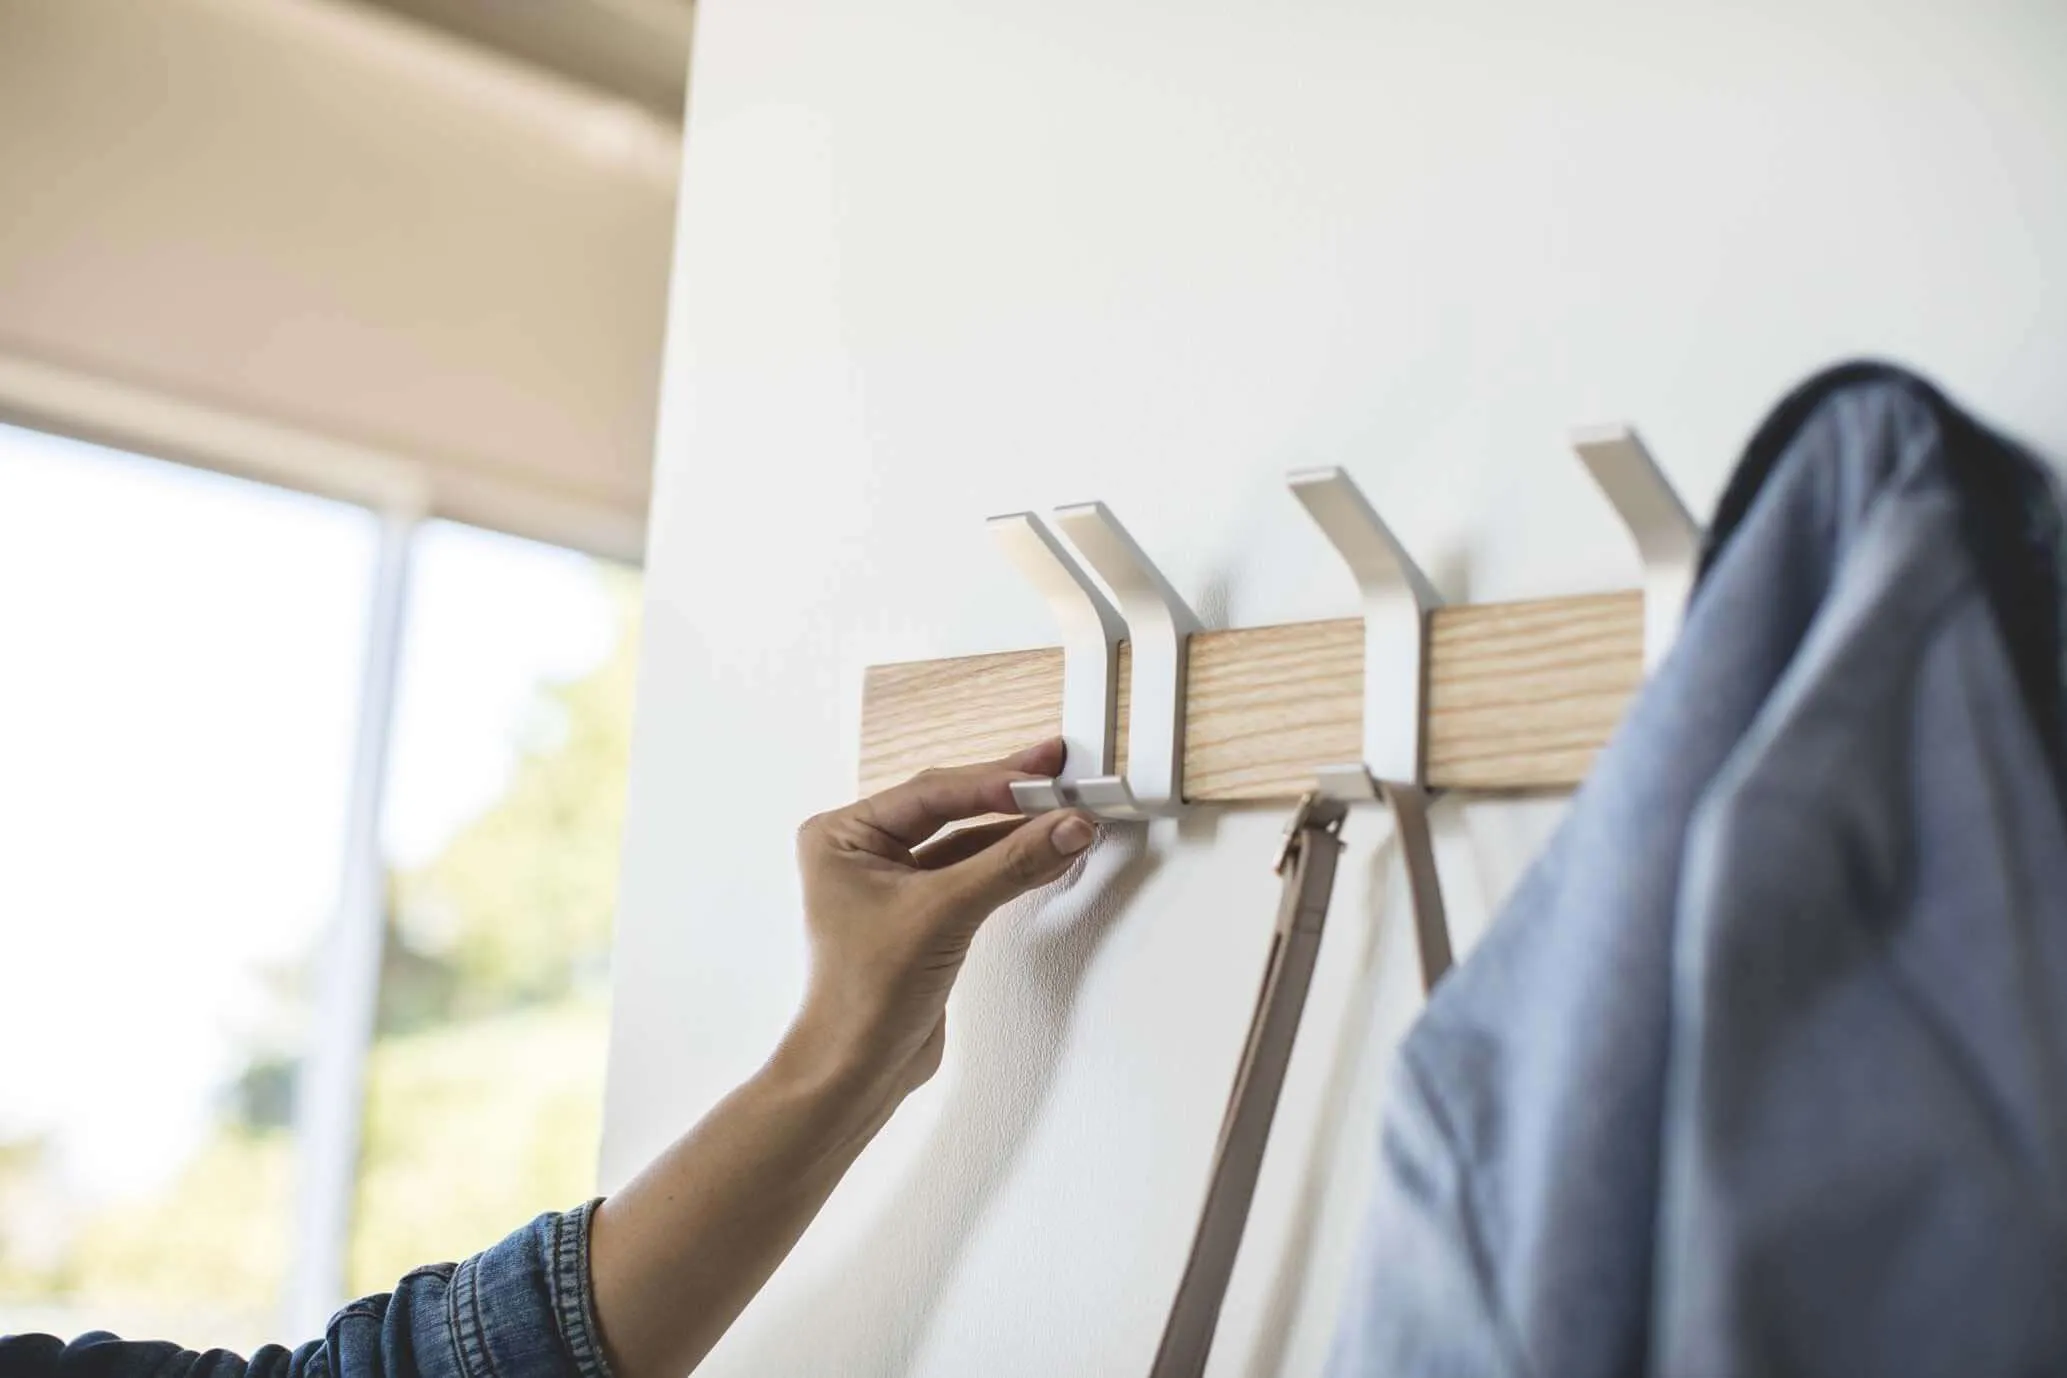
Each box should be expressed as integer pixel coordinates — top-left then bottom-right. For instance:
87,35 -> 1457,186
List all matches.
0,1203 -> 613,1378
1655,437 -> 2067,1373
1328,378 -> 2067,1376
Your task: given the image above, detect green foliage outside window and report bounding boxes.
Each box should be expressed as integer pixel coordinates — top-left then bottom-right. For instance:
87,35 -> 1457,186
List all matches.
0,565 -> 640,1342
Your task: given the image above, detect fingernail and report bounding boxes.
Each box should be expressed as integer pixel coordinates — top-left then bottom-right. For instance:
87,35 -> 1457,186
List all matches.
1052,815 -> 1096,855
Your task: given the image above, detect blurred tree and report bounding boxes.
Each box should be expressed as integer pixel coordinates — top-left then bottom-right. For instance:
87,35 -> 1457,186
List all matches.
7,560 -> 642,1337
382,568 -> 640,1023
232,1056 -> 300,1134
350,563 -> 639,1290
65,1130 -> 292,1312
346,1002 -> 607,1293
0,1136 -> 59,1294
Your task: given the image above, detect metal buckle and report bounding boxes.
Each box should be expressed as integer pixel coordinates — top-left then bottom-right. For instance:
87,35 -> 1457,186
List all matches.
1274,790 -> 1346,875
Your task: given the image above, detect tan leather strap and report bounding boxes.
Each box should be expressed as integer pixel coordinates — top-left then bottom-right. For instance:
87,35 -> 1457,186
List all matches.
1150,791 -> 1451,1378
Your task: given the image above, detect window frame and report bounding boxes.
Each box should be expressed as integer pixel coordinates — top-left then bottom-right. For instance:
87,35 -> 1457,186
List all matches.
286,506 -> 420,1335
0,371 -> 642,1333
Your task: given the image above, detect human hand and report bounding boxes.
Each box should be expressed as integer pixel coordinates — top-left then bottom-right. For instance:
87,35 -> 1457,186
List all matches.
589,743 -> 1097,1378
780,739 -> 1097,1105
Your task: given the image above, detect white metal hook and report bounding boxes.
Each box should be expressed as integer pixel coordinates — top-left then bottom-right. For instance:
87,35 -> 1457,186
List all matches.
989,511 -> 1126,814
1050,501 -> 1200,819
1288,468 -> 1440,790
1570,425 -> 1700,673
1288,465 -> 1453,989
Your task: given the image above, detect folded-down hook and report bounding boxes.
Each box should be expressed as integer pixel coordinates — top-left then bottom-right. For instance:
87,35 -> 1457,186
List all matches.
992,502 -> 1197,820
1048,501 -> 1200,819
989,511 -> 1125,814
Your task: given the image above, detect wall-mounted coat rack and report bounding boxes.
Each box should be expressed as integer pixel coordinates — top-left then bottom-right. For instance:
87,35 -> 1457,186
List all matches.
860,427 -> 1697,805
860,426 -> 1697,1378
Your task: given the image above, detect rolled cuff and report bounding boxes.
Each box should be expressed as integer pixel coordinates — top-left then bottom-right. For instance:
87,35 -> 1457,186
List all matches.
448,1202 -> 616,1378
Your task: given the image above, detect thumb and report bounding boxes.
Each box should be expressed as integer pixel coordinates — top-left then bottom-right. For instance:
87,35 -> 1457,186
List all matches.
942,810 -> 1097,916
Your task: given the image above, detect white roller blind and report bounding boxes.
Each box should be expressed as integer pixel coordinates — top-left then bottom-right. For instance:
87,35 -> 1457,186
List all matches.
0,0 -> 680,561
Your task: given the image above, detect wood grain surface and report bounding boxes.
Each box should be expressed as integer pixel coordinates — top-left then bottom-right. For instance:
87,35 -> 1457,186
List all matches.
859,590 -> 1642,800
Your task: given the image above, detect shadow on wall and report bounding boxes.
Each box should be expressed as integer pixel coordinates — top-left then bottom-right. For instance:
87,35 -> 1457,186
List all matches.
745,827 -> 1163,1376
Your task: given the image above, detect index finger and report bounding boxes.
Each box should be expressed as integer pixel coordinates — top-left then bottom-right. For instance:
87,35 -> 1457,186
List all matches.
848,739 -> 1065,847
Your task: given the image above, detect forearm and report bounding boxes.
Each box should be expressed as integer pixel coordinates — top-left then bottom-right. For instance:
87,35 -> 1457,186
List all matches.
12,754 -> 1078,1378
587,1032 -> 905,1378
586,744 -> 1088,1378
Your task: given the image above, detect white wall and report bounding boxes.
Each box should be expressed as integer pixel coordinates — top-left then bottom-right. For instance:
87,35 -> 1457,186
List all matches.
0,0 -> 679,557
605,2 -> 2067,1374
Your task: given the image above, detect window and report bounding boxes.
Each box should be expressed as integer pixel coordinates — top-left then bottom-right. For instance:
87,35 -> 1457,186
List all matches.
0,425 -> 639,1351
352,523 -> 634,1293
0,425 -> 375,1350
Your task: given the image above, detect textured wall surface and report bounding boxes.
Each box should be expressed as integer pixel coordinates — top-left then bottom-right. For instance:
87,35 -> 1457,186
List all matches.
606,2 -> 2067,1373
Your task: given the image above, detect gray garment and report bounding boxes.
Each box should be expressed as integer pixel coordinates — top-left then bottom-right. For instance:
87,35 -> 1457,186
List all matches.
1328,381 -> 2067,1378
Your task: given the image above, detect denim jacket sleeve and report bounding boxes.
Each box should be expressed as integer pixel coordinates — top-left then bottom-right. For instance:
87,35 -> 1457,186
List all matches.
0,1202 -> 614,1378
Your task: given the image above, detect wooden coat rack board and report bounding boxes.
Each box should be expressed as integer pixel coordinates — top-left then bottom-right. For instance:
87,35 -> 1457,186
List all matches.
861,590 -> 1642,799
857,425 -> 1696,808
